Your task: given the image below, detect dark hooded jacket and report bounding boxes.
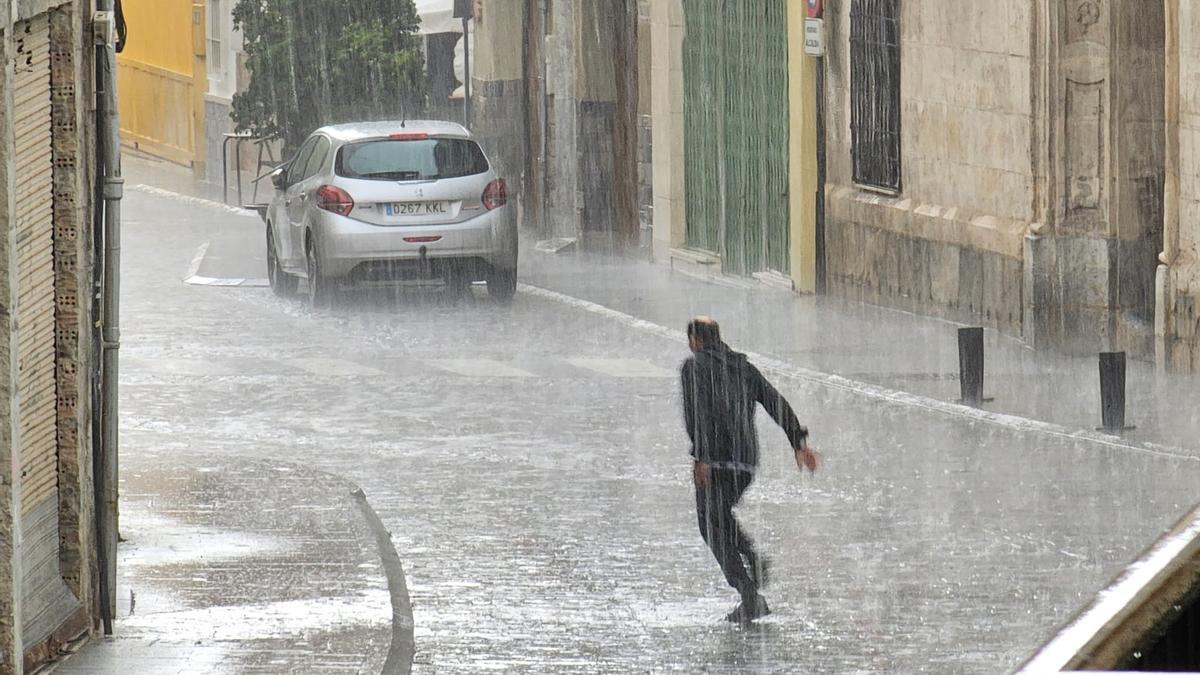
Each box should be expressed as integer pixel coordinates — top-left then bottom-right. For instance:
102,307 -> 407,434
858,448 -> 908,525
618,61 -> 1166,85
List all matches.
681,343 -> 808,469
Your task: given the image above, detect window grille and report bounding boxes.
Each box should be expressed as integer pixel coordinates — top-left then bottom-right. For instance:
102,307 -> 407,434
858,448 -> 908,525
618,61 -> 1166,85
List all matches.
850,0 -> 901,192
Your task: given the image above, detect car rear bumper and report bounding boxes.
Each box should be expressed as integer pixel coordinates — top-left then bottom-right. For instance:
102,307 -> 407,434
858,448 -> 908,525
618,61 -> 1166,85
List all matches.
315,207 -> 517,279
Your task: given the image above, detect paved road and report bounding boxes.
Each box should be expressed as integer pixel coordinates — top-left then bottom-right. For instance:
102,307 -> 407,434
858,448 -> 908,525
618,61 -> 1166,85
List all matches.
115,167 -> 1200,673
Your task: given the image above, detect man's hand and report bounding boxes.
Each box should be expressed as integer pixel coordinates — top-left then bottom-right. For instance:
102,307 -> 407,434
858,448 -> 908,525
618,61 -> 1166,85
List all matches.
795,447 -> 821,474
693,461 -> 710,488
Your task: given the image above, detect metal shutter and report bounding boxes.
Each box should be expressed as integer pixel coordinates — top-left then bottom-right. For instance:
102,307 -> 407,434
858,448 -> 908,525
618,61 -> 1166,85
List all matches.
14,14 -> 58,516
15,14 -> 82,652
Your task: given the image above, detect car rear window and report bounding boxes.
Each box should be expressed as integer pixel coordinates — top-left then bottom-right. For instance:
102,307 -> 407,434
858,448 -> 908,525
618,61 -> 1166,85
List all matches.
336,138 -> 489,181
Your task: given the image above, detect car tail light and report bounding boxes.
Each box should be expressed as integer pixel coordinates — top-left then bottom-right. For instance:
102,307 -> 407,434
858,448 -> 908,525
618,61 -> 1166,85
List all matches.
482,179 -> 508,210
316,185 -> 354,216
389,132 -> 429,141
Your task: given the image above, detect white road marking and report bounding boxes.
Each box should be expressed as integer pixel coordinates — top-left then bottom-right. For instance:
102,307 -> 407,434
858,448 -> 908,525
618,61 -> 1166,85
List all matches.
517,283 -> 1197,462
183,241 -> 269,287
565,358 -> 676,378
431,359 -> 537,378
283,358 -> 384,377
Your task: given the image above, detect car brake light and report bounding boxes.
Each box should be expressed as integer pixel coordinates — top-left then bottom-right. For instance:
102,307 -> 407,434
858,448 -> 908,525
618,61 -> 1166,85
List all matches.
482,179 -> 508,210
389,132 -> 429,141
316,185 -> 354,216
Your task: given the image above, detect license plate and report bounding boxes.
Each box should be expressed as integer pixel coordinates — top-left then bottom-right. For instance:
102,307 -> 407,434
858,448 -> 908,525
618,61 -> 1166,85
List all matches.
385,201 -> 450,216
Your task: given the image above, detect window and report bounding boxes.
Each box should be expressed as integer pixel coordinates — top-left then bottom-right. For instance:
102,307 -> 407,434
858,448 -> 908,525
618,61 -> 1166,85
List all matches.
303,137 -> 331,180
850,0 -> 901,192
286,138 -> 318,185
207,0 -> 223,77
336,138 -> 490,181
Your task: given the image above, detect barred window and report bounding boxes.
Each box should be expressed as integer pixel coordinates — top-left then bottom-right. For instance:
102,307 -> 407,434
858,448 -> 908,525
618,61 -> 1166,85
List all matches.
207,0 -> 223,76
850,0 -> 901,192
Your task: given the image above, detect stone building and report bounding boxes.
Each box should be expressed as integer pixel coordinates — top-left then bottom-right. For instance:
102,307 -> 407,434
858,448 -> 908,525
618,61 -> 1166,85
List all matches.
1,0 -> 105,671
470,0 -> 647,251
650,0 -> 1171,358
823,0 -> 1164,356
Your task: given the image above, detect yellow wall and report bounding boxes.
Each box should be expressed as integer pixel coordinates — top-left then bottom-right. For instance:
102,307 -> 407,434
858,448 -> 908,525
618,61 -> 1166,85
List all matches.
787,2 -> 818,293
117,1 -> 206,166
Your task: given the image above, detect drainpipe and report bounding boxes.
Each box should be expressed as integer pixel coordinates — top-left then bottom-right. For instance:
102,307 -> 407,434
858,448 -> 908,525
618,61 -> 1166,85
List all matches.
93,0 -> 121,634
1158,0 -> 1180,372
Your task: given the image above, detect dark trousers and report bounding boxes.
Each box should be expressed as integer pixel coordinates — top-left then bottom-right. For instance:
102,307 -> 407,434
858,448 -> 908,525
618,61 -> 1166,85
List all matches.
696,468 -> 758,597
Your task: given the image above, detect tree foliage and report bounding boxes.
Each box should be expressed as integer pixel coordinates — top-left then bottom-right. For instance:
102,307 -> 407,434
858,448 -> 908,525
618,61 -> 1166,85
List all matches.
231,0 -> 424,151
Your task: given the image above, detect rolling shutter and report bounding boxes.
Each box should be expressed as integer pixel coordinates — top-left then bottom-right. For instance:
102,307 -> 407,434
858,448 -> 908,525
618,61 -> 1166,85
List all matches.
14,14 -> 58,516
13,14 -> 79,652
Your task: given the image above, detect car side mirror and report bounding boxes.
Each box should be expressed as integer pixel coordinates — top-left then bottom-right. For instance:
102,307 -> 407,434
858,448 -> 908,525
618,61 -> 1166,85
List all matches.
270,167 -> 287,191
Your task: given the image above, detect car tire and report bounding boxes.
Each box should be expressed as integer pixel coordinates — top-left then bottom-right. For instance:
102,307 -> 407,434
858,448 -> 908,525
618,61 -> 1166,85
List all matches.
487,268 -> 517,301
266,226 -> 298,297
306,238 -> 336,308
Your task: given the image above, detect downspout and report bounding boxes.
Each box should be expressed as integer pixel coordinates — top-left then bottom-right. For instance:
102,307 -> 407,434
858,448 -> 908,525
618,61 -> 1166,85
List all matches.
92,0 -> 122,634
1158,0 -> 1179,372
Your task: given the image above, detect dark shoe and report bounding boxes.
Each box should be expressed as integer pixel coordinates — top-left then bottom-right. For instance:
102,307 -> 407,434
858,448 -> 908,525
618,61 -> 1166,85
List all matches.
747,556 -> 773,588
725,594 -> 771,623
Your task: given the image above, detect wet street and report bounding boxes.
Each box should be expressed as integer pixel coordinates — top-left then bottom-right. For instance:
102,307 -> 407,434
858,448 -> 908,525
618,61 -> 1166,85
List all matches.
111,162 -> 1200,674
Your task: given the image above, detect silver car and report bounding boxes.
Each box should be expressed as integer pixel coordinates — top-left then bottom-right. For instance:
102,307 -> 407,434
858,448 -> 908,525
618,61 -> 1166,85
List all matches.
264,120 -> 517,304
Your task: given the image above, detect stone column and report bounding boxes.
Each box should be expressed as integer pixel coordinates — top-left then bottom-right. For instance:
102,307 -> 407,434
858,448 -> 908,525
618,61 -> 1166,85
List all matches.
649,0 -> 684,262
1027,0 -> 1165,356
575,0 -> 618,249
543,0 -> 579,239
1158,0 -> 1179,371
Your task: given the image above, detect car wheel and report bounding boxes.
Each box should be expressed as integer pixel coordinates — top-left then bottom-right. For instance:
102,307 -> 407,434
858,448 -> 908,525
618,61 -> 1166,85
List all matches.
306,238 -> 335,308
486,268 -> 517,301
266,226 -> 298,297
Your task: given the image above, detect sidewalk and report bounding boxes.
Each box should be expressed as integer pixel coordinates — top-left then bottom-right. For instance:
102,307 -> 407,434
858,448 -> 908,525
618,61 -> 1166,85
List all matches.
47,455 -> 409,675
521,250 -> 1200,459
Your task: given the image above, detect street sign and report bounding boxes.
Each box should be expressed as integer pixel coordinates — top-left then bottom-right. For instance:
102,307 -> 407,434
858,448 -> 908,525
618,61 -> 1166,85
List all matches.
453,0 -> 472,18
804,18 -> 825,56
807,0 -> 823,19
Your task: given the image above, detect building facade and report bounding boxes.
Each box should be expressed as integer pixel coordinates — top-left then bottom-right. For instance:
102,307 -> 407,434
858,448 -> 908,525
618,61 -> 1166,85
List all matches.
115,0 -> 207,171
652,0 -> 1173,359
1,0 -> 104,672
823,0 -> 1164,357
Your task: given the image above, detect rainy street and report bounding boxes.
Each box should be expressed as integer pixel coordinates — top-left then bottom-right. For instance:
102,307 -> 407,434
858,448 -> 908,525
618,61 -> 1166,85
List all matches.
99,157 -> 1200,674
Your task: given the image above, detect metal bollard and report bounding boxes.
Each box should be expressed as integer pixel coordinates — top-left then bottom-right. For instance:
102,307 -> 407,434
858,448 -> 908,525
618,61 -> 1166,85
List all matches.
1099,352 -> 1134,432
958,327 -> 986,406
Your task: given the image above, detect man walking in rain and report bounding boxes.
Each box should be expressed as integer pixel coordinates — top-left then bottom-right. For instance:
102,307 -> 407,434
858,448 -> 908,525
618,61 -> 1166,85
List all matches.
681,317 -> 819,623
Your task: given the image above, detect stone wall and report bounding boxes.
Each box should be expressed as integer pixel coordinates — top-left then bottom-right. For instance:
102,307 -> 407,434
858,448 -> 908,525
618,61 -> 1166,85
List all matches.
823,0 -> 1035,334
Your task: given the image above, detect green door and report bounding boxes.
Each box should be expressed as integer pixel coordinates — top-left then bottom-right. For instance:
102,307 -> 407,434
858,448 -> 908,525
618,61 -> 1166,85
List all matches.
683,0 -> 790,275
682,0 -> 723,254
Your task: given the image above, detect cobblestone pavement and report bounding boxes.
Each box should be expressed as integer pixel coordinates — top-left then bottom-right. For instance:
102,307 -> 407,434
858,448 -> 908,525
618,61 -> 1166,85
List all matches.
76,156 -> 1200,673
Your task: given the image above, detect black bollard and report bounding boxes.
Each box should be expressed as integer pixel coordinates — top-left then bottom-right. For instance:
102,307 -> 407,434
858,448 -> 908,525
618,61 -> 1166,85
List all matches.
958,327 -> 985,406
1099,352 -> 1133,432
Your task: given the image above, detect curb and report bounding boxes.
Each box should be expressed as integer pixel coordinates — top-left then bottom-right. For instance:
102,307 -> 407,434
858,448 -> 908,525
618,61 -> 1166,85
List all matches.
352,488 -> 415,675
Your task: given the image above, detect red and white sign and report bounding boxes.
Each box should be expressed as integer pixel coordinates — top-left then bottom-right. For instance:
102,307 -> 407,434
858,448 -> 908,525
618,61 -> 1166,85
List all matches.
807,0 -> 823,19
